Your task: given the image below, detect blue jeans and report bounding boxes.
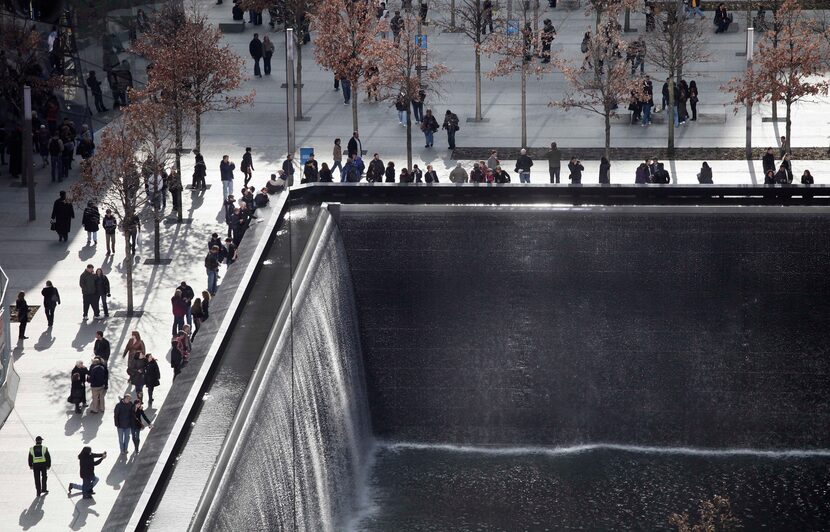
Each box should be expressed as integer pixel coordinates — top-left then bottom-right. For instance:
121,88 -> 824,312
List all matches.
667,106 -> 679,127
173,315 -> 184,336
342,80 -> 351,103
70,475 -> 98,496
186,305 -> 192,325
50,156 -> 62,182
117,427 -> 131,453
398,110 -> 408,124
641,103 -> 652,125
207,269 -> 218,295
222,179 -> 233,199
424,130 -> 433,146
131,427 -> 142,449
519,171 -> 530,183
331,160 -> 343,180
687,6 -> 704,16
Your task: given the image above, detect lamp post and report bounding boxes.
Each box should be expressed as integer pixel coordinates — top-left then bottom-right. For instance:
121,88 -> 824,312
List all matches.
746,27 -> 754,159
285,28 -> 296,164
23,86 -> 35,221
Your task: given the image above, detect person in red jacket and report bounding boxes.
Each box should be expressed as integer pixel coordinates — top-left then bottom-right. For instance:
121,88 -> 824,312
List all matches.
171,289 -> 188,336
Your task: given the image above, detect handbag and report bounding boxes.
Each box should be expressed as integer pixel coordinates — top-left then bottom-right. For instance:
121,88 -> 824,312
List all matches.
50,218 -> 56,231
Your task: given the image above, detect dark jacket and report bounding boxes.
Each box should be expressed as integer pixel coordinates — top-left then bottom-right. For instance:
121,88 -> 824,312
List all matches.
16,298 -> 28,323
318,168 -> 333,182
51,199 -> 75,234
95,274 -> 110,298
424,170 -> 439,183
762,153 -> 776,174
78,451 -> 104,478
599,160 -> 611,184
568,161 -> 585,183
145,359 -> 161,388
698,165 -> 713,184
367,159 -> 384,182
515,154 -> 534,173
82,206 -> 100,231
205,251 -> 220,271
801,172 -> 814,185
494,170 -> 511,183
80,270 -> 97,296
546,148 -> 561,167
88,363 -> 108,388
385,166 -> 396,183
28,444 -> 51,469
131,403 -> 152,429
94,338 -> 111,362
41,286 -> 60,308
303,160 -> 318,183
241,152 -> 253,171
102,214 -> 117,234
113,400 -> 133,429
347,137 -> 361,158
219,160 -> 235,181
249,37 -> 263,59
421,114 -> 439,133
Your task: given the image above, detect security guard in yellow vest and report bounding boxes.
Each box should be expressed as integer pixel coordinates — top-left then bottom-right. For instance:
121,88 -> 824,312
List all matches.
28,436 -> 51,496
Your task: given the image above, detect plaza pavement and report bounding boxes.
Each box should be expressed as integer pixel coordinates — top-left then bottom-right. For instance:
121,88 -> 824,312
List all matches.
3,1 -> 830,531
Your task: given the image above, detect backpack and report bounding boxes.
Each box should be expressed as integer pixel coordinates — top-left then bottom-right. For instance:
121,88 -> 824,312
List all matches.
448,114 -> 459,132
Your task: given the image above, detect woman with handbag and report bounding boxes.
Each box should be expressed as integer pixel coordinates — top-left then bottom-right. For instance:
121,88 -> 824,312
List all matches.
129,399 -> 153,453
41,281 -> 61,327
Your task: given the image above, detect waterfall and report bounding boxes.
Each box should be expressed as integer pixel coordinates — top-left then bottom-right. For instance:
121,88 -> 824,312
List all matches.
204,218 -> 372,531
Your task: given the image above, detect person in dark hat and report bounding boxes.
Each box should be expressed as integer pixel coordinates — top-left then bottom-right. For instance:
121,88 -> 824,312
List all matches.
28,436 -> 51,496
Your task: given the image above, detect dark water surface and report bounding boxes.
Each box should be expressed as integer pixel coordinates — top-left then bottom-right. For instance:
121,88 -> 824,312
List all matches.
356,444 -> 830,531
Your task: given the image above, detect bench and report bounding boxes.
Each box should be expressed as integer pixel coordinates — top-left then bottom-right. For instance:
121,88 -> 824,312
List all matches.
612,112 -> 727,125
219,22 -> 245,33
714,21 -> 739,33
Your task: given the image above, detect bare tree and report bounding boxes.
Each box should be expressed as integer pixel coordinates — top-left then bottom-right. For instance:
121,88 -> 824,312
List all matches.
644,0 -> 710,151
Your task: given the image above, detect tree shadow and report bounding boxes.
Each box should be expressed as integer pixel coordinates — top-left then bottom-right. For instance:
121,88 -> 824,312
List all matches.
18,496 -> 45,530
105,452 -> 134,491
34,328 -> 56,352
69,497 -> 99,531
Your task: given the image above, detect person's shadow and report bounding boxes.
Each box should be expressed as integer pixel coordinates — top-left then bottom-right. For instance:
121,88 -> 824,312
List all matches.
34,328 -> 56,352
77,245 -> 97,262
69,497 -> 99,531
101,254 -> 114,275
105,452 -> 133,491
71,322 -> 100,353
18,496 -> 44,530
80,412 -> 104,443
65,411 -> 82,436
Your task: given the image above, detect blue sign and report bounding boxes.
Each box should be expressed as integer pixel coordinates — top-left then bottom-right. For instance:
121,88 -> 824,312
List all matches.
415,34 -> 427,49
506,20 -> 519,35
300,147 -> 314,166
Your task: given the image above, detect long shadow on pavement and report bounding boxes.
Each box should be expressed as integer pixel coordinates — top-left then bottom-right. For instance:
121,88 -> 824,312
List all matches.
69,497 -> 99,531
105,452 -> 134,492
18,496 -> 45,530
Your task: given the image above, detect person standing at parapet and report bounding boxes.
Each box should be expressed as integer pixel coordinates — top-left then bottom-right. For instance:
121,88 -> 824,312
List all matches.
515,149 -> 534,184
545,142 -> 561,183
28,436 -> 51,496
220,155 -> 235,200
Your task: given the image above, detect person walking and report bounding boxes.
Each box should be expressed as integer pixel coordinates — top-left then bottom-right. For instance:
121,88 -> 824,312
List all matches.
130,398 -> 153,453
205,246 -> 221,296
568,157 -> 585,184
262,35 -> 274,75
69,360 -> 89,414
80,264 -> 99,321
87,357 -> 108,413
220,155 -> 235,200
171,289 -> 187,336
442,110 -> 460,150
114,395 -> 133,454
540,19 -> 555,63
332,139 -> 343,178
599,156 -> 611,184
515,149 -> 534,183
68,447 -> 106,499
126,214 -> 140,256
367,154 -> 384,183
94,330 -> 111,365
51,191 -> 75,242
94,268 -> 110,318
144,353 -> 161,405
15,292 -> 29,340
28,436 -> 51,496
545,142 -> 561,183
86,71 -> 108,113
421,109 -> 439,148
102,209 -> 117,255
82,201 -> 100,246
241,147 -> 254,186
249,33 -> 263,77
41,281 -> 60,327
341,78 -> 352,105
48,133 -> 63,183
347,131 -> 362,158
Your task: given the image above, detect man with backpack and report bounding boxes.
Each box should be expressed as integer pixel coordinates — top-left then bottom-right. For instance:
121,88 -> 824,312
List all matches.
442,110 -> 460,150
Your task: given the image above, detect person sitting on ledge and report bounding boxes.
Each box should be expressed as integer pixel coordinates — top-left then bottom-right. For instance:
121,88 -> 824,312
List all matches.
714,3 -> 732,33
801,169 -> 814,185
697,162 -> 713,184
266,172 -> 285,194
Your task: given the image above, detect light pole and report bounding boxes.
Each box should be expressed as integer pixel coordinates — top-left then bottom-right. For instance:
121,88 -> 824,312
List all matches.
746,27 -> 754,159
285,28 -> 296,165
23,86 -> 35,221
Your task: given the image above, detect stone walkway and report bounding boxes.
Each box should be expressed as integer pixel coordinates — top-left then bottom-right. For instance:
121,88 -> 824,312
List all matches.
2,1 -> 830,530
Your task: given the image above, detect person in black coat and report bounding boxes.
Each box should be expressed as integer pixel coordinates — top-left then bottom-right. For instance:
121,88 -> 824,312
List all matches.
761,147 -> 775,175
801,170 -> 814,185
144,355 -> 161,405
302,155 -> 318,183
366,154 -> 384,183
764,169 -> 776,185
281,154 -> 296,187
95,269 -> 111,318
69,361 -> 89,413
28,436 -> 52,496
494,166 -> 511,183
781,154 -> 793,183
318,163 -> 333,183
41,281 -> 60,327
51,191 -> 75,242
68,447 -> 106,498
384,161 -> 396,183
714,3 -> 732,33
93,331 -> 111,364
698,162 -> 713,184
240,147 -> 254,186
424,164 -> 439,183
15,291 -> 29,340
347,132 -> 362,158
192,152 -> 207,189
568,157 -> 584,184
598,157 -> 611,184
249,33 -> 263,77
130,399 -> 153,452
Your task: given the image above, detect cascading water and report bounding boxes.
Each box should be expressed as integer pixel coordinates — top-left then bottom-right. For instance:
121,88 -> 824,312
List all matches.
204,218 -> 372,531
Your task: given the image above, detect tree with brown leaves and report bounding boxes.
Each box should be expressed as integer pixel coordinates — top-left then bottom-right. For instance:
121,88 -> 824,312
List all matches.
644,0 -> 710,152
434,0 -> 502,122
313,0 -> 385,132
668,495 -> 741,532
366,11 -> 449,169
553,15 -> 646,160
722,0 -> 827,153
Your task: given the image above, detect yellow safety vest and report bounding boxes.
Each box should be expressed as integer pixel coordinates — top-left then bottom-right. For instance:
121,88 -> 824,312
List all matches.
30,445 -> 47,464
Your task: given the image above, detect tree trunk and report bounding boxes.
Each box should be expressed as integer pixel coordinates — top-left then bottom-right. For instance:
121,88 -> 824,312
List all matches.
604,110 -> 611,160
624,8 -> 632,32
451,0 -> 457,29
406,108 -> 413,170
475,48 -> 483,121
175,112 -> 183,223
785,99 -> 791,154
296,40 -> 304,119
521,60 -> 527,148
124,230 -> 134,314
772,100 -> 778,120
195,113 -> 202,155
352,79 -> 359,133
667,73 -> 676,152
154,216 -> 161,262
